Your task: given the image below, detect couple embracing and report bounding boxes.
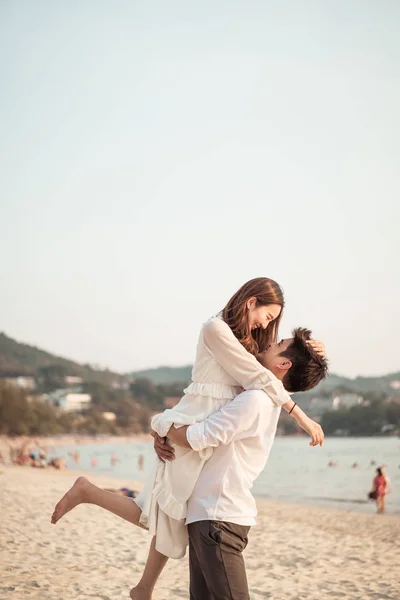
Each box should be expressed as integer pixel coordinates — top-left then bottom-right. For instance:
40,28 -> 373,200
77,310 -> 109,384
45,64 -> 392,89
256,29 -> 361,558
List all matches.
52,277 -> 328,600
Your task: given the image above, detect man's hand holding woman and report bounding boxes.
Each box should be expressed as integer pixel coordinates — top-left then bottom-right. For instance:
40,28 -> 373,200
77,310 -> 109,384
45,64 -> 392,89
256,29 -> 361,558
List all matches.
152,430 -> 175,462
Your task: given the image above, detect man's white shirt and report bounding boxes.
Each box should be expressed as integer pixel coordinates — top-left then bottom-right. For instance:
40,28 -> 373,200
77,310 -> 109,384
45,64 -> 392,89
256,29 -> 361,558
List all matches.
186,389 -> 281,526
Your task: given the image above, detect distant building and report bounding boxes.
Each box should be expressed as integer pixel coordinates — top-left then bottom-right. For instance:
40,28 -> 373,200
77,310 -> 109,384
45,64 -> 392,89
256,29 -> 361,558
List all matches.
27,393 -> 48,403
48,388 -> 91,412
332,393 -> 363,410
111,379 -> 131,390
64,375 -> 83,385
308,396 -> 335,416
164,396 -> 181,408
390,380 -> 400,390
0,371 -> 36,390
102,411 -> 117,421
381,424 -> 396,434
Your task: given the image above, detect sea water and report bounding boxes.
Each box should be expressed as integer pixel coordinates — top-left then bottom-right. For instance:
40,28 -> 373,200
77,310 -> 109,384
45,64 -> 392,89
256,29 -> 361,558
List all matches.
54,436 -> 400,515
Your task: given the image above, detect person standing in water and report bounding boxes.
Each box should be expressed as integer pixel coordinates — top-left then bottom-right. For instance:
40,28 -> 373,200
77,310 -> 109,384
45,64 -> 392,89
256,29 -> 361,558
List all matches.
371,467 -> 388,513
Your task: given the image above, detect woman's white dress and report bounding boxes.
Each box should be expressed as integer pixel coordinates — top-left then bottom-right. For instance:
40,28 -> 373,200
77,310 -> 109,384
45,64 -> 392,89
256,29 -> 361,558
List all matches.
134,314 -> 290,558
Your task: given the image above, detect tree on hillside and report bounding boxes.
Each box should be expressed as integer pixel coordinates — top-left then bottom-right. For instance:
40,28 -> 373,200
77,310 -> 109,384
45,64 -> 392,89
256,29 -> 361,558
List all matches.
158,382 -> 185,398
130,378 -> 164,409
76,407 -> 118,435
321,400 -> 400,436
37,364 -> 70,393
0,382 -> 31,435
114,394 -> 151,432
0,382 -> 67,436
82,381 -> 114,408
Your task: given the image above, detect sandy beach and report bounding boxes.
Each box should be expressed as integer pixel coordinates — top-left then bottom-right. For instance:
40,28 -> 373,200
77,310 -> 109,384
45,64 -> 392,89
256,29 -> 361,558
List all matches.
1,466 -> 399,600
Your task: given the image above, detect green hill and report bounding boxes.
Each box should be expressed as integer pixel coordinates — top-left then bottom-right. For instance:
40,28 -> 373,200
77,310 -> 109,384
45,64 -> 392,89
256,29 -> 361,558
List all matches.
304,371 -> 400,397
0,332 -> 125,387
131,364 -> 400,396
2,331 -> 399,396
130,365 -> 193,385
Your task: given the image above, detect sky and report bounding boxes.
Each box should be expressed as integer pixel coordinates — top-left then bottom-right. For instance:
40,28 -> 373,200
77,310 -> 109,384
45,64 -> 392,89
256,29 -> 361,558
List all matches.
1,0 -> 399,378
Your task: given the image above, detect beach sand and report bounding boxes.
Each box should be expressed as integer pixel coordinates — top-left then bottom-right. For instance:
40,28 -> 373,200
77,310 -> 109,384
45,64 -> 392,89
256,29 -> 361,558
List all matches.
1,465 -> 399,600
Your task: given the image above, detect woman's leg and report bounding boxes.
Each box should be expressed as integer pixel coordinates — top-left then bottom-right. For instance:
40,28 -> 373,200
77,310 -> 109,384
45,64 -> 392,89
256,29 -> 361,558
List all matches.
51,478 -> 169,599
130,536 -> 169,600
51,476 -> 143,526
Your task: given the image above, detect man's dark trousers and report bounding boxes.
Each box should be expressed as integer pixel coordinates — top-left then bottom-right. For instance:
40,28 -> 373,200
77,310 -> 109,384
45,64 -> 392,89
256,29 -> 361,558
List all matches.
188,520 -> 250,600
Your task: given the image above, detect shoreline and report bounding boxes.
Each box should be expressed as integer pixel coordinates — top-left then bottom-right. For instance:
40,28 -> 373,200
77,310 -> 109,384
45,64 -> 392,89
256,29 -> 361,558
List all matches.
0,432 -> 152,450
1,466 -> 399,599
3,464 -> 399,523
2,435 -> 399,520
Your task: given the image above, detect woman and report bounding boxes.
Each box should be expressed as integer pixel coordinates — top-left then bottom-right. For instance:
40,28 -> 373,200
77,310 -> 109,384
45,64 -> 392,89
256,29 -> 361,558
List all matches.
371,467 -> 387,514
51,277 -> 325,600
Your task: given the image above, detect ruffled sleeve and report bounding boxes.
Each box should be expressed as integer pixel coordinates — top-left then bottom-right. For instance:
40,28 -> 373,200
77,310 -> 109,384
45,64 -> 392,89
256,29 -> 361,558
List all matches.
202,317 -> 290,407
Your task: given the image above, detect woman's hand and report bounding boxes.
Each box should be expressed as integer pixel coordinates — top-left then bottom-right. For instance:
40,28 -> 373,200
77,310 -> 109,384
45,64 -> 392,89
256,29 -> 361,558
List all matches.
298,416 -> 325,446
152,431 -> 175,462
307,339 -> 326,357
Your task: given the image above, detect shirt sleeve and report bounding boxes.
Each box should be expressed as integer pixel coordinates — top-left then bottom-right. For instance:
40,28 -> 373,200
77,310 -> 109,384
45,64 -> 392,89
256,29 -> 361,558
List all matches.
202,318 -> 290,407
186,392 -> 263,451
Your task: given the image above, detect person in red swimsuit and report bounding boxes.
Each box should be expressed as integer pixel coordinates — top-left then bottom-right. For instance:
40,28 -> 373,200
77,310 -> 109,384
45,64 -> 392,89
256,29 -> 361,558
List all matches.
371,467 -> 387,514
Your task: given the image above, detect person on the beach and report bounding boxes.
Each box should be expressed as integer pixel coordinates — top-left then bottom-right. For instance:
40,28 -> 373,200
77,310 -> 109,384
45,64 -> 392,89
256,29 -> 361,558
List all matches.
110,453 -> 119,467
51,277 -> 327,600
104,487 -> 139,499
29,452 -> 48,468
371,467 -> 387,513
48,457 -> 66,470
381,466 -> 391,494
153,328 -> 328,599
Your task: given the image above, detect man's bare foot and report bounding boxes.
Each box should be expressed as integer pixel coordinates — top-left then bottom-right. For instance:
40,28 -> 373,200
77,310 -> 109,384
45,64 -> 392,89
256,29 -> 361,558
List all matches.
130,585 -> 152,600
51,476 -> 90,524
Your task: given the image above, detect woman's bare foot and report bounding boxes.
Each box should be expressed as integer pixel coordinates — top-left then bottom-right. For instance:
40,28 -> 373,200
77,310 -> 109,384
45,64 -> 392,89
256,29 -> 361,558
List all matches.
130,585 -> 152,600
51,476 -> 90,524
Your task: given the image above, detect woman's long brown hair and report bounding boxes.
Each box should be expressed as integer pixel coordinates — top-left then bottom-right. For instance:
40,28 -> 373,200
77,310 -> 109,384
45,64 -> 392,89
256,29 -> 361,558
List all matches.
222,277 -> 284,355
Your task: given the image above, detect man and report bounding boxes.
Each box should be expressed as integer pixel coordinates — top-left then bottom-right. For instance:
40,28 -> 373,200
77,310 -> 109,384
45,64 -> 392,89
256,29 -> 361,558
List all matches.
154,328 -> 328,600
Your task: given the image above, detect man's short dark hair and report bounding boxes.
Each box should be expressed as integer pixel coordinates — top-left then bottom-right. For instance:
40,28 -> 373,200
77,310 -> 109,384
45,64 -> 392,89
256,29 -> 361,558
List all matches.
280,328 -> 328,393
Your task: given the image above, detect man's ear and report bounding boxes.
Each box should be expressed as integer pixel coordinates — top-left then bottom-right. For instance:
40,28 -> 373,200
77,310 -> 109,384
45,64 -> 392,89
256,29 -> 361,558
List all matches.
276,359 -> 292,374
